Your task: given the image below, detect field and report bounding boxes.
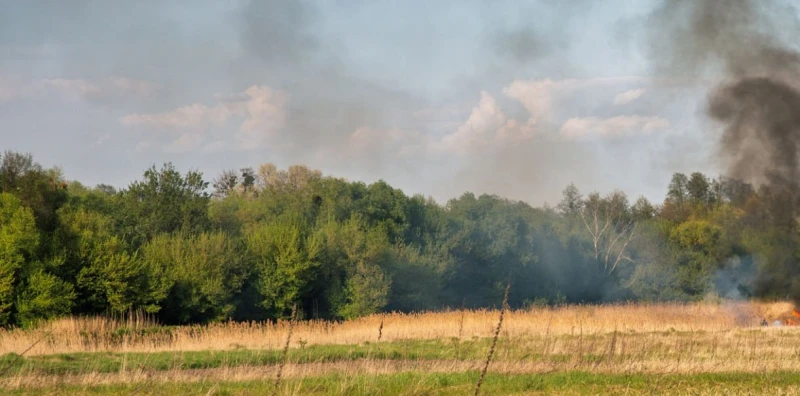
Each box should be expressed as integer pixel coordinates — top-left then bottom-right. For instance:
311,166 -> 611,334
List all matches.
1,301 -> 800,395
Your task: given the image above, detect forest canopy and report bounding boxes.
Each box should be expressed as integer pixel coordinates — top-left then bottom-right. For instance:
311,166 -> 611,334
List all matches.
0,150 -> 795,327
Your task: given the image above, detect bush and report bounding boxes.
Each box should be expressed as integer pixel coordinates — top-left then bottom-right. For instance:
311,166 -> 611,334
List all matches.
16,270 -> 76,327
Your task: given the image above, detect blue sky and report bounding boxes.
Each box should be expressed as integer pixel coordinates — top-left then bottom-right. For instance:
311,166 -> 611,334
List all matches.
0,0 -> 722,205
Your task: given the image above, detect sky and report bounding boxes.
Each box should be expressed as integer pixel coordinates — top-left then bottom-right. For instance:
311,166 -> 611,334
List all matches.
0,0 -> 728,205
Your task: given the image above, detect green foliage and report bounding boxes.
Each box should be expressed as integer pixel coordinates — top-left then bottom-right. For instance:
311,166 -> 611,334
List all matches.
77,242 -> 170,315
385,245 -> 440,312
670,221 -> 722,255
245,218 -> 322,319
142,232 -> 248,323
0,193 -> 39,325
333,216 -> 393,318
687,172 -> 710,204
116,163 -> 210,248
0,151 -> 68,232
339,262 -> 390,319
0,150 -> 797,326
16,270 -> 76,327
557,183 -> 583,216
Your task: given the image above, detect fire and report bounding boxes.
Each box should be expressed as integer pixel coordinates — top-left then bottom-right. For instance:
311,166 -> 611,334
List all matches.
784,308 -> 800,326
759,306 -> 800,327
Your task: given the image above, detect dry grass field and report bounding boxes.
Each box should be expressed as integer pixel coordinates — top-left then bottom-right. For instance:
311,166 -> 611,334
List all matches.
1,301 -> 800,395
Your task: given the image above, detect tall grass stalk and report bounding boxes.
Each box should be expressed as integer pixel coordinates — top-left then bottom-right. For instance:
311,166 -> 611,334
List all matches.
474,281 -> 510,396
378,314 -> 385,342
457,310 -> 465,340
271,304 -> 297,396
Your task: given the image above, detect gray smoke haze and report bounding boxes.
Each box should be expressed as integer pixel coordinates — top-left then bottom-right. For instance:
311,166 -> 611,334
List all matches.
648,0 -> 800,302
1,1 -> 694,205
493,27 -> 552,65
230,0 -> 612,201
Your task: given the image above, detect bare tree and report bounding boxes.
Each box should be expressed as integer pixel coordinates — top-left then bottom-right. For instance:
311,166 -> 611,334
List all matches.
580,191 -> 637,276
212,169 -> 238,198
256,163 -> 322,192
257,163 -> 285,190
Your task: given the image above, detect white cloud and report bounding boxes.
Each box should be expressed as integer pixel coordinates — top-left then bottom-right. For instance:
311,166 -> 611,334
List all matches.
503,77 -> 646,118
235,86 -> 287,150
503,79 -> 580,119
614,88 -> 646,105
442,91 -> 507,150
560,115 -> 669,140
120,85 -> 287,151
441,91 -> 535,154
414,78 -> 662,156
121,103 -> 234,129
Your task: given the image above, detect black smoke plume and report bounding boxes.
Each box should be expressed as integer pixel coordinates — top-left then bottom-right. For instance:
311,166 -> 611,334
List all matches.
649,0 -> 800,302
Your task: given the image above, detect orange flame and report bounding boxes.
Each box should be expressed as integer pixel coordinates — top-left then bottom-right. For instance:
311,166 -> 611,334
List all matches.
783,308 -> 800,326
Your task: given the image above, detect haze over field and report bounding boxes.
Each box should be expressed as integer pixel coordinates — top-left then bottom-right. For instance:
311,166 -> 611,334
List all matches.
1,0 -> 765,205
8,3 -> 800,394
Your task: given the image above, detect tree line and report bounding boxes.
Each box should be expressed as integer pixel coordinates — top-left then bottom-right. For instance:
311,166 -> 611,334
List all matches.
0,150 -> 796,327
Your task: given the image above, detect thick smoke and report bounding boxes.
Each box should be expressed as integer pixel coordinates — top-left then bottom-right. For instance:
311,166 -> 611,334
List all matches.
649,0 -> 800,193
649,0 -> 800,302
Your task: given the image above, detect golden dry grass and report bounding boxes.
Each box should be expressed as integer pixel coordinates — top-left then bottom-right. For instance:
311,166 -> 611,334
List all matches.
0,301 -> 789,356
1,301 -> 800,393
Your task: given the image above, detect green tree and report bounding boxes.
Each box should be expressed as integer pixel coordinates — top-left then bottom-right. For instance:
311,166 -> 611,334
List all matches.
0,193 -> 39,325
687,172 -> 710,204
0,151 -> 68,233
142,232 -> 248,324
631,196 -> 656,220
16,270 -> 76,327
340,261 -> 390,319
556,183 -> 583,216
334,216 -> 393,318
245,218 -> 322,318
384,244 -> 440,312
670,220 -> 722,255
669,220 -> 724,296
77,237 -> 172,314
667,173 -> 689,204
117,163 -> 210,247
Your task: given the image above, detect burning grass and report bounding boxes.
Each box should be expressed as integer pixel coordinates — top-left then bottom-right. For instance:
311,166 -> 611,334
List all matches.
0,300 -> 799,394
